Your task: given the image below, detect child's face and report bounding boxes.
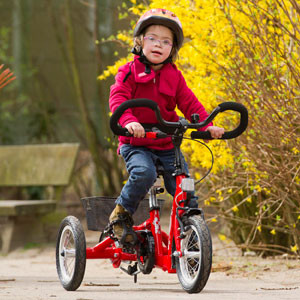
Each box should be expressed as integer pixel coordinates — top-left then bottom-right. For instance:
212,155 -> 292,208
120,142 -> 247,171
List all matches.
143,25 -> 173,67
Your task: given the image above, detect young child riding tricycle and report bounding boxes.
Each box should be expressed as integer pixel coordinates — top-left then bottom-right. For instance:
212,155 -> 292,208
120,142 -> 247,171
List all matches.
56,8 -> 248,294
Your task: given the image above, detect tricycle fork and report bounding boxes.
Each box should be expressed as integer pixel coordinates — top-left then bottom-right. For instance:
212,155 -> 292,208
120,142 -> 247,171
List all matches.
168,174 -> 188,259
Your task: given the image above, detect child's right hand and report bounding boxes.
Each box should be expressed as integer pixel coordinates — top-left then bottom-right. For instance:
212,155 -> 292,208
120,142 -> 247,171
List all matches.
206,126 -> 225,139
125,122 -> 145,138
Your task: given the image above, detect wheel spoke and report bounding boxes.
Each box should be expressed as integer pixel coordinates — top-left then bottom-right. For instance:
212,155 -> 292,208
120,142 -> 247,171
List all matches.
180,226 -> 201,281
66,258 -> 75,275
59,227 -> 77,279
64,231 -> 71,247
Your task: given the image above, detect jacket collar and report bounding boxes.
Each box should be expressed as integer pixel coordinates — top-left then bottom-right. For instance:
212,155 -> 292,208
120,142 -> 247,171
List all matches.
133,56 -> 178,97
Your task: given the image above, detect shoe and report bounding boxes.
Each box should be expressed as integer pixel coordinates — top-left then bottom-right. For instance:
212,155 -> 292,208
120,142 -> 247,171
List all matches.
109,204 -> 135,243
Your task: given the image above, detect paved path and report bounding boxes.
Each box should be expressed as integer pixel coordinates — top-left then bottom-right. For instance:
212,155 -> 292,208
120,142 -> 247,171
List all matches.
1,230 -> 300,300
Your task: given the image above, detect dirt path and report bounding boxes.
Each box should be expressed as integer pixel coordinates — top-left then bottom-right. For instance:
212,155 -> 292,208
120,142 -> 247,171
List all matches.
0,227 -> 300,300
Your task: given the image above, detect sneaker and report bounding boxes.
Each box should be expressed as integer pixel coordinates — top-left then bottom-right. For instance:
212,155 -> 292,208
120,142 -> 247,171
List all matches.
109,204 -> 135,244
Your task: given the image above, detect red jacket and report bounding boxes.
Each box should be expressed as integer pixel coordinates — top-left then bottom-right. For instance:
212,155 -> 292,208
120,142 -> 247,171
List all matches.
109,57 -> 211,150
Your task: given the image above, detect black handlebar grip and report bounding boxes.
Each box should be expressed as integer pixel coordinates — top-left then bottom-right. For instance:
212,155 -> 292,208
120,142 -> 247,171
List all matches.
191,102 -> 248,140
190,130 -> 212,140
110,99 -> 159,136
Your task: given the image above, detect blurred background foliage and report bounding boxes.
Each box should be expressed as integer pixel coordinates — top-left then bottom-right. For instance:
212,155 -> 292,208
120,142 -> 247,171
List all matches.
0,0 -> 136,197
1,0 -> 299,255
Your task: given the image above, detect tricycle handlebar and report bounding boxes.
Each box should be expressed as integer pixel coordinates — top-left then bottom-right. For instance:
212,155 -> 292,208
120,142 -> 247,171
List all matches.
110,98 -> 248,140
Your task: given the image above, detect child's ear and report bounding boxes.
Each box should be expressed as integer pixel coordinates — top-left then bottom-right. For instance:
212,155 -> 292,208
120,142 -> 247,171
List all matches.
132,35 -> 143,56
131,46 -> 142,56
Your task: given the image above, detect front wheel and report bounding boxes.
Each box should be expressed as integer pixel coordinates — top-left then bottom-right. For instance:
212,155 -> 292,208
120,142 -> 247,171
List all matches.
176,215 -> 212,293
56,216 -> 86,291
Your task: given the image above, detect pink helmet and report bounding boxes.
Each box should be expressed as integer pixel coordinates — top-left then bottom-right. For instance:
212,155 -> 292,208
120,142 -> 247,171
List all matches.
133,8 -> 184,49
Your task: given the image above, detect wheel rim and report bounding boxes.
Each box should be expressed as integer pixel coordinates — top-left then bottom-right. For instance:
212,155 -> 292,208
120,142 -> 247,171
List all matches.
59,225 -> 76,283
179,225 -> 202,285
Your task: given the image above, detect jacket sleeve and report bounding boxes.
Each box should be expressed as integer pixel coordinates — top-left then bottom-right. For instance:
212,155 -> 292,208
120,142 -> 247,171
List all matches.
175,71 -> 212,131
109,63 -> 139,127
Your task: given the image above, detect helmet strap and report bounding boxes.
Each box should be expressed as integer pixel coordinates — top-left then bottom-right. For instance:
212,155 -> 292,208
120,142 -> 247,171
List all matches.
132,48 -> 172,74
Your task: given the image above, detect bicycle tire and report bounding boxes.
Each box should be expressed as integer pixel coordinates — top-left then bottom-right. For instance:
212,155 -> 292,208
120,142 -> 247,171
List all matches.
56,216 -> 86,291
175,215 -> 212,293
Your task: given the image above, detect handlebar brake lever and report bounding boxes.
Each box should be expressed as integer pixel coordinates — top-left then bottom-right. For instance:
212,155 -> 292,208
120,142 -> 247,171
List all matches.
145,127 -> 168,139
122,127 -> 168,139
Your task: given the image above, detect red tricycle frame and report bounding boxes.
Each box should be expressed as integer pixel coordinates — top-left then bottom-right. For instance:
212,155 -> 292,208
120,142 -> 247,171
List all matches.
56,98 -> 248,294
86,174 -> 189,274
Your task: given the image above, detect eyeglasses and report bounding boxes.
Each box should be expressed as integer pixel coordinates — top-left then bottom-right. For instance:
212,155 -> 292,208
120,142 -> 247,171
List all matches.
144,36 -> 173,47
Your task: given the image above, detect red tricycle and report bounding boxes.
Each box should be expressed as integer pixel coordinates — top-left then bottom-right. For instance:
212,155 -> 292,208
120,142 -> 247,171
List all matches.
56,99 -> 248,293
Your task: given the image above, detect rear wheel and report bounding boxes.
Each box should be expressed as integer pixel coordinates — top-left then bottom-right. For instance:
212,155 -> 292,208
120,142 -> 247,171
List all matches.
176,215 -> 212,293
56,216 -> 86,291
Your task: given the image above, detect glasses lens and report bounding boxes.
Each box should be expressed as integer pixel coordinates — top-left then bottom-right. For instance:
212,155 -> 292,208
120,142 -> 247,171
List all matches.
145,36 -> 172,47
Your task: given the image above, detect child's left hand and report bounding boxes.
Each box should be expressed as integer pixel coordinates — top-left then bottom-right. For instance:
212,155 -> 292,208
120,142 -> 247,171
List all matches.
206,126 -> 225,139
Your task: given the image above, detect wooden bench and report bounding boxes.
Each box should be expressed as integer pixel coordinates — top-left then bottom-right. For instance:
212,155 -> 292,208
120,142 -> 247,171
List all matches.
0,143 -> 79,254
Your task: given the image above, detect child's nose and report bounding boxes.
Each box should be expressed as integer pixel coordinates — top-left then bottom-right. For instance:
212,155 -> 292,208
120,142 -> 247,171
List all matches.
154,40 -> 163,47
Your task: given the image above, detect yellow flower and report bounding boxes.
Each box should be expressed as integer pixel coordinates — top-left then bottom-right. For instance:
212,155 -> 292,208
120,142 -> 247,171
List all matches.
211,218 -> 218,223
218,233 -> 227,241
194,172 -> 201,180
291,245 -> 299,253
238,190 -> 244,196
247,197 -> 252,203
204,200 -> 211,206
257,225 -> 262,232
232,205 -> 239,212
254,185 -> 262,192
292,147 -> 299,155
270,229 -> 276,235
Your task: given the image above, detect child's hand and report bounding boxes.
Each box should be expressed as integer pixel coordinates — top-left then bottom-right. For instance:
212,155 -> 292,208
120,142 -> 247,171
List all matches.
125,122 -> 145,138
206,126 -> 225,139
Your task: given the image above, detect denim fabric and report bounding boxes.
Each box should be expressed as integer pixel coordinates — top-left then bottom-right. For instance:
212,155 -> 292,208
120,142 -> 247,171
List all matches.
116,144 -> 198,215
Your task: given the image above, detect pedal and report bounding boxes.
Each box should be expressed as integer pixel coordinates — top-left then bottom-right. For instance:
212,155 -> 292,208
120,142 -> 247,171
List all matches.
102,225 -> 118,242
120,262 -> 140,283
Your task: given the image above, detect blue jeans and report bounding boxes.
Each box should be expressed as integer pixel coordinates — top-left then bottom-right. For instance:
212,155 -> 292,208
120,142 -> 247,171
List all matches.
116,144 -> 198,215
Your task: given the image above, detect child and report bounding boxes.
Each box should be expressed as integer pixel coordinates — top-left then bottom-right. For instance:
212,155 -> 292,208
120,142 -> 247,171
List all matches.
109,8 -> 224,243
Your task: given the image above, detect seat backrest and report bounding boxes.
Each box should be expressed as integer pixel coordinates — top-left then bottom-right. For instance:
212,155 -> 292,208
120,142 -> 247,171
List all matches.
0,143 -> 79,187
